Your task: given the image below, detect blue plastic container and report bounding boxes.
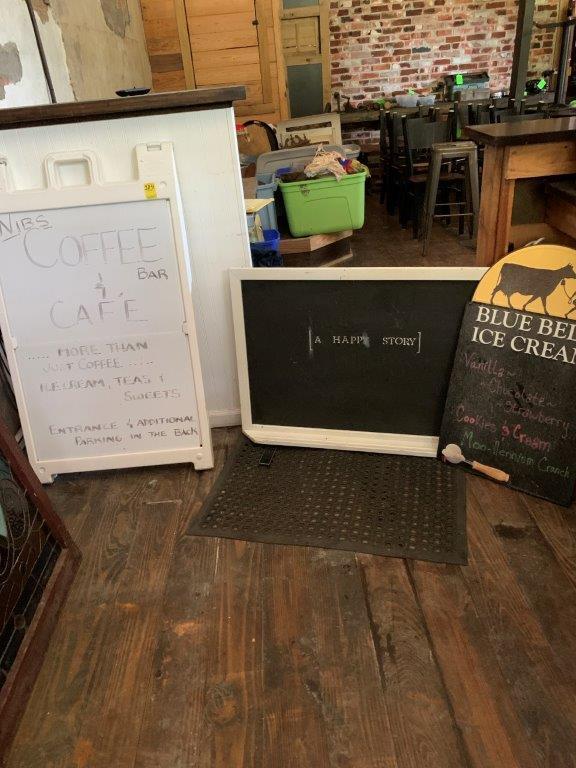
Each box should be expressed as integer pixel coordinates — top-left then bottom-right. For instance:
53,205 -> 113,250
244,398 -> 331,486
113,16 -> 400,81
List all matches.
255,173 -> 279,230
250,229 -> 282,267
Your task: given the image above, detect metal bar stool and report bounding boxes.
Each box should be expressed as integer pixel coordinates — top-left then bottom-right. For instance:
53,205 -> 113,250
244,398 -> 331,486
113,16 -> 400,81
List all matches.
420,141 -> 480,257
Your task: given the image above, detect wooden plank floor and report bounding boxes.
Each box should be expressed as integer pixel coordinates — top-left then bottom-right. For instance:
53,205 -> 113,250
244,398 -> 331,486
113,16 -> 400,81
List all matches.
5,200 -> 576,768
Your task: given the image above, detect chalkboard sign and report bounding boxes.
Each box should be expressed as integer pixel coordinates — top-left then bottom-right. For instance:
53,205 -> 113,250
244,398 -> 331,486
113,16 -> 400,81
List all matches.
439,302 -> 576,505
231,267 -> 486,456
0,146 -> 213,481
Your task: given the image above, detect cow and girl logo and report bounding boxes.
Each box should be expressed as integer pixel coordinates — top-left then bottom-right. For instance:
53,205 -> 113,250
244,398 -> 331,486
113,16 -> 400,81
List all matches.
561,277 -> 576,320
474,244 -> 576,320
490,262 -> 576,317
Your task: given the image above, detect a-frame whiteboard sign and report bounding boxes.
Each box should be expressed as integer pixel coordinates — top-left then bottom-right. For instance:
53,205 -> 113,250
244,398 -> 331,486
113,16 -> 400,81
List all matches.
0,144 -> 213,482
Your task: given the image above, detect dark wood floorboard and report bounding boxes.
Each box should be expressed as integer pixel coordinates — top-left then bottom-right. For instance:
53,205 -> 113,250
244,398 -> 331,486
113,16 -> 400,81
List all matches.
519,492 -> 576,590
349,195 -> 475,268
357,554 -> 469,768
5,199 -> 576,768
464,481 -> 576,768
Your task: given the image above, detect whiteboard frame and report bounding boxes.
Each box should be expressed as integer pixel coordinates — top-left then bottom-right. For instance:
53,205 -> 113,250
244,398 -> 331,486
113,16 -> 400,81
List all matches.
230,266 -> 487,457
0,144 -> 213,481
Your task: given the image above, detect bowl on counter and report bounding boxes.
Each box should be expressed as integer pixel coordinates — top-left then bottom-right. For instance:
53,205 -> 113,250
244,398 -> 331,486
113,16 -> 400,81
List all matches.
395,94 -> 419,108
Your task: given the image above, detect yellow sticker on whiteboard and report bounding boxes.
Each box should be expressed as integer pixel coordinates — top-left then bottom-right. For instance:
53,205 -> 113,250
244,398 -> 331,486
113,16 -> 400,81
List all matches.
144,182 -> 157,199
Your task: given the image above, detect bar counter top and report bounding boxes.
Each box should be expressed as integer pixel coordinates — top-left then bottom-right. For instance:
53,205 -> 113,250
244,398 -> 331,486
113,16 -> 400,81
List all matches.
465,117 -> 576,146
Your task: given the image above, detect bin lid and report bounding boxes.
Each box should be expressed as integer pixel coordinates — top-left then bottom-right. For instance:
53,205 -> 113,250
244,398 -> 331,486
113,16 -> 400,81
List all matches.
256,144 -> 346,176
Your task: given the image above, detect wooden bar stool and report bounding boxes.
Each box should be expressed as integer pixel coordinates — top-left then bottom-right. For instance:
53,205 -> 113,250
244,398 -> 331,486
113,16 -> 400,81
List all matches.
420,141 -> 480,257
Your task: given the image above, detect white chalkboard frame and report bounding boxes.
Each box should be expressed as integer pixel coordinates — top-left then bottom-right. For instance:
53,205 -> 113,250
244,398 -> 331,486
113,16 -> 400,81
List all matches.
0,144 -> 213,481
230,267 -> 487,457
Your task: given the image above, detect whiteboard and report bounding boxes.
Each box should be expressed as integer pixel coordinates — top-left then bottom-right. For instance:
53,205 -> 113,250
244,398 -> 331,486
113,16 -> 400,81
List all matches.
0,146 -> 213,481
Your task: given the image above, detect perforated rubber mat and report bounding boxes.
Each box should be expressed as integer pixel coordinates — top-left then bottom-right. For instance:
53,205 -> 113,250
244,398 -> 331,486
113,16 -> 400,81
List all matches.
188,440 -> 467,564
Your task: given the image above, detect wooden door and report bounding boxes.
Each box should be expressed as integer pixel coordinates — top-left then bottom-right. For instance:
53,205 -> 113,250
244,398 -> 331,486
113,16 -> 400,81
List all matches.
184,0 -> 286,121
281,0 -> 331,117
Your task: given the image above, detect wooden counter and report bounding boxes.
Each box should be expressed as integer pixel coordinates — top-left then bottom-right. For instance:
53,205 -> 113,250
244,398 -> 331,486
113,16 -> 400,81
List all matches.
465,118 -> 576,265
338,94 -> 556,131
0,86 -> 246,130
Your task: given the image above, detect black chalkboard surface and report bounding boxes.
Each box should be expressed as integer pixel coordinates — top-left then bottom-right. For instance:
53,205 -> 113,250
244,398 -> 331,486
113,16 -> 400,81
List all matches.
236,275 -> 481,449
439,302 -> 576,505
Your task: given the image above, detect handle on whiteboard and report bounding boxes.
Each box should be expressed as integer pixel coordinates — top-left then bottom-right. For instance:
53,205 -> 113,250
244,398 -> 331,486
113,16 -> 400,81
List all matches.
0,157 -> 14,193
44,151 -> 103,189
471,461 -> 510,483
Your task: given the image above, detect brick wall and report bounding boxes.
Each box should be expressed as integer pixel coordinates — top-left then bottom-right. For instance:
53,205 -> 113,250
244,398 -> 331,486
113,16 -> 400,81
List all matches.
330,0 -> 562,108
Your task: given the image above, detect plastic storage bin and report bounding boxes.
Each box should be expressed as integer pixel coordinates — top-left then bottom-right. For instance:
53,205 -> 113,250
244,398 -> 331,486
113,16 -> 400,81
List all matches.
255,172 -> 279,230
253,199 -> 276,231
279,171 -> 366,237
256,144 -> 359,177
250,229 -> 282,267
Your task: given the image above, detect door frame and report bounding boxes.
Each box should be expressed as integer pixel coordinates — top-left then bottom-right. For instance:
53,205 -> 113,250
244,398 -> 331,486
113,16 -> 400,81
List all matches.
174,0 -> 196,87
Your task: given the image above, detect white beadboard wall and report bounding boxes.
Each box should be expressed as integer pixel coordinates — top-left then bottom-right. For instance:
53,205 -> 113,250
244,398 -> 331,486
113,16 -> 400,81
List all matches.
0,106 -> 251,426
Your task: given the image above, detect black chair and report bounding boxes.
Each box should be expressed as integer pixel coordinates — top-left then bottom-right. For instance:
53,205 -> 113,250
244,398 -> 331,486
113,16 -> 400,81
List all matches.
400,113 -> 478,240
487,97 -> 544,123
446,107 -> 458,141
465,99 -> 519,126
379,109 -> 426,207
455,102 -> 474,138
476,103 -> 497,124
383,112 -> 429,216
401,116 -> 468,238
452,104 -> 489,176
454,102 -> 494,128
378,111 -> 401,212
495,112 -> 547,123
379,111 -> 388,205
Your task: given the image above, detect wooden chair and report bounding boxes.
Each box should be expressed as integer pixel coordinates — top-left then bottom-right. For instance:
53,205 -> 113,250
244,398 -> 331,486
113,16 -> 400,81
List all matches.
276,113 -> 342,148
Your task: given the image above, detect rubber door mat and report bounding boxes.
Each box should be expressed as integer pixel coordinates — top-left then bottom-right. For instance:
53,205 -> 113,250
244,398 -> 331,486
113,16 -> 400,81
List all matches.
188,440 -> 467,564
